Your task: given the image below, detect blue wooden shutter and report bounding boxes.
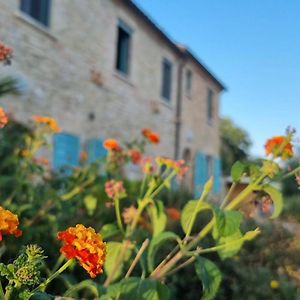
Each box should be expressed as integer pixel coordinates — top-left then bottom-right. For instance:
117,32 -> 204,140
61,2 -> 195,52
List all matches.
86,139 -> 107,163
53,132 -> 80,171
213,157 -> 222,193
194,151 -> 207,198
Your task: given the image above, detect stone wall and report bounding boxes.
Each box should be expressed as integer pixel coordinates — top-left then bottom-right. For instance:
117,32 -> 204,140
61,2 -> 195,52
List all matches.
0,0 -> 223,188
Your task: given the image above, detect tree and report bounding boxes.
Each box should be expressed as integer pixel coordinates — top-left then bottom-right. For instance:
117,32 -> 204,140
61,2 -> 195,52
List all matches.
220,117 -> 252,175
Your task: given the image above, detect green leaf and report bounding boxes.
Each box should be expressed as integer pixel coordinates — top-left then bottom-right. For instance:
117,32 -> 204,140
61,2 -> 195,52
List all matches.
262,184 -> 283,219
30,292 -> 55,300
100,223 -> 120,240
83,194 -> 97,216
195,257 -> 222,300
64,279 -> 99,297
230,161 -> 245,182
105,277 -> 170,300
213,209 -> 242,239
147,231 -> 180,272
217,230 -> 243,259
149,200 -> 167,237
181,200 -> 212,235
104,242 -> 132,282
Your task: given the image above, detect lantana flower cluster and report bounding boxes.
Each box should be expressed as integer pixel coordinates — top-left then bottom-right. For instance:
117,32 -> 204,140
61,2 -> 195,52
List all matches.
0,41 -> 12,64
0,206 -> 22,241
57,224 -> 106,278
32,115 -> 61,132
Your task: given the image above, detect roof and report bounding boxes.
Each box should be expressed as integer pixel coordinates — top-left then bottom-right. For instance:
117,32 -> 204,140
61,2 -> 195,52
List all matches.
124,0 -> 226,91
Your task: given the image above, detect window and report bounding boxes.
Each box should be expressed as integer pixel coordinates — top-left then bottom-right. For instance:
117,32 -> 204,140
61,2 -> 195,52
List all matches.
161,58 -> 172,101
207,88 -> 214,123
20,0 -> 51,27
206,155 -> 213,179
186,69 -> 192,96
115,20 -> 132,75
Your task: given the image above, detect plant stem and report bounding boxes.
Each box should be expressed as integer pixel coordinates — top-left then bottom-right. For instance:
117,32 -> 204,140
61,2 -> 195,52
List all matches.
33,259 -> 73,293
164,256 -> 196,277
225,174 -> 265,210
0,281 -> 4,300
115,198 -> 124,234
283,165 -> 300,179
125,239 -> 149,278
220,181 -> 236,208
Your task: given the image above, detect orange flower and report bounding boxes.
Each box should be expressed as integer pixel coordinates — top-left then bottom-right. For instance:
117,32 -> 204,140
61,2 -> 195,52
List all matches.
141,128 -> 152,138
141,128 -> 160,144
129,149 -> 142,164
166,207 -> 181,221
148,132 -> 160,144
32,115 -> 60,132
265,135 -> 293,159
57,224 -> 106,278
33,156 -> 49,165
103,138 -> 120,151
0,206 -> 22,241
0,107 -> 8,128
0,41 -> 12,64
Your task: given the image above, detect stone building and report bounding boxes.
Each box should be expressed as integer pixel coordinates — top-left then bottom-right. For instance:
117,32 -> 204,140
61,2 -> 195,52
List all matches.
0,0 -> 225,195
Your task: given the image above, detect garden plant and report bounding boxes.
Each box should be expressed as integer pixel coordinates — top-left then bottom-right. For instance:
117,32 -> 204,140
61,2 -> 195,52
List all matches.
0,40 -> 299,299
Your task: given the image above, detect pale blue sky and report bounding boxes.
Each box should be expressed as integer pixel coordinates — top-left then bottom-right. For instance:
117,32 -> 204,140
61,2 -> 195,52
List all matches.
134,0 -> 300,157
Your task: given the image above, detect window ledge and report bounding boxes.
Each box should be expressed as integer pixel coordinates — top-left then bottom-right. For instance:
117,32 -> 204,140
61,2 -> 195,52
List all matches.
114,71 -> 134,87
14,11 -> 57,41
160,99 -> 173,109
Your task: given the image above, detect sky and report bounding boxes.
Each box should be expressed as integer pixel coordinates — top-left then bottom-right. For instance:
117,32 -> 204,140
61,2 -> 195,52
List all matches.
134,0 -> 300,157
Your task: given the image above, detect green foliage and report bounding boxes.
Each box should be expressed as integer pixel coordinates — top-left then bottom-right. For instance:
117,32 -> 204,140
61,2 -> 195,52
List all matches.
195,257 -> 222,300
181,200 -> 212,235
147,232 -> 180,272
220,117 -> 251,175
261,184 -> 283,219
230,161 -> 246,182
105,242 -> 132,282
149,200 -> 167,237
213,210 -> 243,239
103,277 -> 170,300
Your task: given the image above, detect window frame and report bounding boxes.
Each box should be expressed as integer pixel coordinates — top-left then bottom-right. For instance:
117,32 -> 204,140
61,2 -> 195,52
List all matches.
185,69 -> 192,97
161,58 -> 173,102
207,88 -> 214,124
115,19 -> 132,76
20,0 -> 51,27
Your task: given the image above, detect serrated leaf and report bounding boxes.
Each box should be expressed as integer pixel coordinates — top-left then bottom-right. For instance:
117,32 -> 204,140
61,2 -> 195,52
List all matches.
195,257 -> 222,300
231,161 -> 245,182
100,223 -> 120,239
181,200 -> 212,234
262,184 -> 283,219
213,209 -> 242,239
149,200 -> 167,237
217,230 -> 243,259
147,231 -> 180,272
83,194 -> 97,216
104,242 -> 132,282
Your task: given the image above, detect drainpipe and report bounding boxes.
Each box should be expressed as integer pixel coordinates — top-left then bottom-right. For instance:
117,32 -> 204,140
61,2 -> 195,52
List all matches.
174,49 -> 187,160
